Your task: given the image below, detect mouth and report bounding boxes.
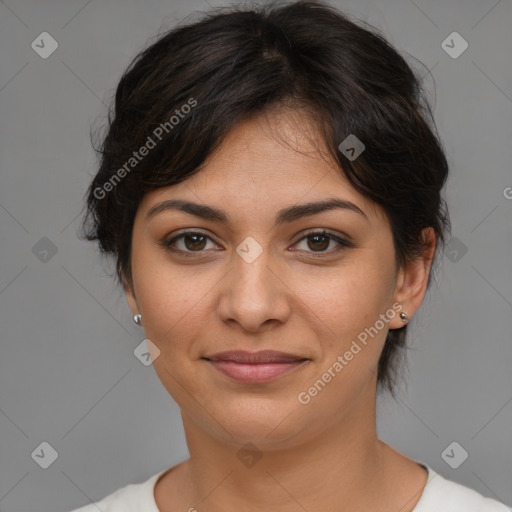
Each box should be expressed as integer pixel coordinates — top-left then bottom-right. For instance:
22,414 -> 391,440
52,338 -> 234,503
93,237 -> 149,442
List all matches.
202,350 -> 309,384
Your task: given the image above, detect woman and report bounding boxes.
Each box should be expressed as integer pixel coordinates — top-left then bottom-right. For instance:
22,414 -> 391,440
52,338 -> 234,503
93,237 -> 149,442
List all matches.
71,1 -> 510,510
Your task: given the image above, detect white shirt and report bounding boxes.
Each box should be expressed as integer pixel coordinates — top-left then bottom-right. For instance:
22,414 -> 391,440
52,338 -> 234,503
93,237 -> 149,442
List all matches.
67,461 -> 511,512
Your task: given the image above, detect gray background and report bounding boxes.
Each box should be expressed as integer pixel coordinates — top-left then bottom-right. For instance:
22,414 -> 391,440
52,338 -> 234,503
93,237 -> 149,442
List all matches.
1,0 -> 511,511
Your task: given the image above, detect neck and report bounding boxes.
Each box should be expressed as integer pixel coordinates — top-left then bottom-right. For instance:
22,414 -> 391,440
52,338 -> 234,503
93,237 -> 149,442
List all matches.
173,385 -> 394,512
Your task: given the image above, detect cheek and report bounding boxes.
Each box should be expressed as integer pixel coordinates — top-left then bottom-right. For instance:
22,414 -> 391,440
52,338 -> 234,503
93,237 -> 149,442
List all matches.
139,275 -> 206,346
133,254 -> 213,403
310,253 -> 394,329
131,243 -> 186,340
301,248 -> 396,370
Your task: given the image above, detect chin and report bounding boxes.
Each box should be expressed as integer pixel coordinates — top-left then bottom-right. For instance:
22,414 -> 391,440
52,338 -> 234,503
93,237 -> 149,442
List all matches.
210,401 -> 308,449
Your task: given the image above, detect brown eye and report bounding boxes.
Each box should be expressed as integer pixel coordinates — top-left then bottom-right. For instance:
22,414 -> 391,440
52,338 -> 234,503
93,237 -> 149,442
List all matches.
306,233 -> 330,251
182,233 -> 208,251
293,230 -> 353,255
163,231 -> 218,255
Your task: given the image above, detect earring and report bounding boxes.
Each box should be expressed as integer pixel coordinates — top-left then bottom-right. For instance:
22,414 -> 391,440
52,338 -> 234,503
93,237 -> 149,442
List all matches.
400,312 -> 408,323
133,313 -> 142,326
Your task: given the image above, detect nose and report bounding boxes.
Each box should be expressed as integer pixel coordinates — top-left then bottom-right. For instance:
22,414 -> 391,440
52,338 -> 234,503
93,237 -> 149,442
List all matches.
216,244 -> 291,333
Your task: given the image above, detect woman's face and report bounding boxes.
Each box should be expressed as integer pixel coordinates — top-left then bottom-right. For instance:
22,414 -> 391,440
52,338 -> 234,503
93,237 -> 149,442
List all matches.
125,109 -> 428,448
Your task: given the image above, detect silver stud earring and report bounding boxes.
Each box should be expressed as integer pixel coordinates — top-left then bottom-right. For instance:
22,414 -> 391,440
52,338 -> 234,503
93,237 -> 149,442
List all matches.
400,312 -> 408,322
133,314 -> 142,326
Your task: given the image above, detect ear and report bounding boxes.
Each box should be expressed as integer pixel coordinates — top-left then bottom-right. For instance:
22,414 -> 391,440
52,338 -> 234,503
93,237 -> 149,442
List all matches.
389,227 -> 437,329
123,275 -> 139,317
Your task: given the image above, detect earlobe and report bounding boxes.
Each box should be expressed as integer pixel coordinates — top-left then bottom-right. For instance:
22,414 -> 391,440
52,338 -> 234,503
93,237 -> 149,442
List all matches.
399,311 -> 409,324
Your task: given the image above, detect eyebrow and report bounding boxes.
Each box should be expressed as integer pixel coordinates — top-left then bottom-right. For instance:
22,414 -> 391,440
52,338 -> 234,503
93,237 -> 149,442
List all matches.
146,197 -> 368,225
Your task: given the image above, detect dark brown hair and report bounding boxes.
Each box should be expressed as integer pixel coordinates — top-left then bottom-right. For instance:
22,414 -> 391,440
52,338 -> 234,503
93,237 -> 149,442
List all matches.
80,0 -> 450,397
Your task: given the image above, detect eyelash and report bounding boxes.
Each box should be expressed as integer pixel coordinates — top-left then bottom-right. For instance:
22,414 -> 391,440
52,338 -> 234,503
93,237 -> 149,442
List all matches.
161,229 -> 353,258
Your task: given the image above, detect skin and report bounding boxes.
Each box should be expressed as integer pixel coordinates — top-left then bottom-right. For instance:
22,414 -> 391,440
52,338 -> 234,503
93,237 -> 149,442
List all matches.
124,107 -> 436,512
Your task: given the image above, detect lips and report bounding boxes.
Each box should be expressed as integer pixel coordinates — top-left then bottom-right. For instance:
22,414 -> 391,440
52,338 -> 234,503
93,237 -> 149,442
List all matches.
204,350 -> 307,364
203,350 -> 309,384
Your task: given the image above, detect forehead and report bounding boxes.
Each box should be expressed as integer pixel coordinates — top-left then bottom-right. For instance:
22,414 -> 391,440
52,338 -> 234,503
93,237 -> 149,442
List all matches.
139,108 -> 383,224
201,108 -> 335,180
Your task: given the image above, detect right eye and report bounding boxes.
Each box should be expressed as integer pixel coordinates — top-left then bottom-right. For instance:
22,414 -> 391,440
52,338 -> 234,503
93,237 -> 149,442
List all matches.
162,231 -> 221,256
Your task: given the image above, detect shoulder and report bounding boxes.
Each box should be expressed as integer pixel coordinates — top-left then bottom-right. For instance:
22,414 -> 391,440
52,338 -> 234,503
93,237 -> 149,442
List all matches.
64,469 -> 167,512
415,464 -> 511,512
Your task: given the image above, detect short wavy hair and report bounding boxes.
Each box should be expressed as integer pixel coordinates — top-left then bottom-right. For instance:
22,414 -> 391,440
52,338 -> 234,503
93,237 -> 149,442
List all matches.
81,0 -> 450,398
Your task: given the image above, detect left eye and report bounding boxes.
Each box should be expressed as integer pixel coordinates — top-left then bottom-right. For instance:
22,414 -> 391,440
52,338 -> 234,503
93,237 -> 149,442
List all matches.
163,230 -> 351,256
293,230 -> 351,254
